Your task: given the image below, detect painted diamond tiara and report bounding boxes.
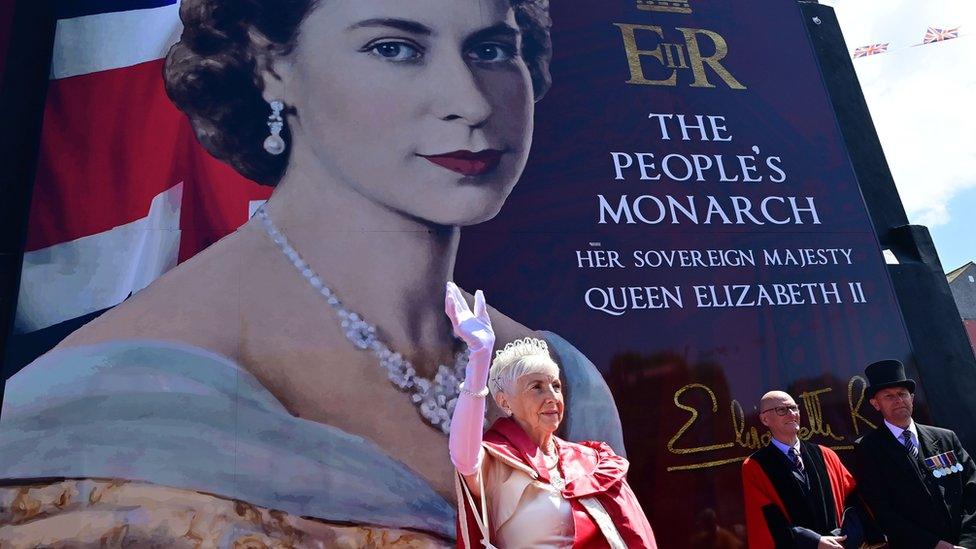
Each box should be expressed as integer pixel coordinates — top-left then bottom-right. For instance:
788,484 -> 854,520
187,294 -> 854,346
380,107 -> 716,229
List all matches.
636,0 -> 692,14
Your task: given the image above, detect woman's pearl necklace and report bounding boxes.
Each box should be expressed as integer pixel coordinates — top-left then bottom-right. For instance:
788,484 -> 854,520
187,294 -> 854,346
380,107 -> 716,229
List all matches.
257,208 -> 468,435
544,439 -> 565,490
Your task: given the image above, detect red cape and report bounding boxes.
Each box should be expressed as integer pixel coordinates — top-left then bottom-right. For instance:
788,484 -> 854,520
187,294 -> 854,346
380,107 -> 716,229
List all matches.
457,418 -> 657,548
741,443 -> 854,549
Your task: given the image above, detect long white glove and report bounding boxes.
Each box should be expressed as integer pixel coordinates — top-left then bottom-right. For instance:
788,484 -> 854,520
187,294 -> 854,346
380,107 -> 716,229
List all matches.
445,281 -> 495,476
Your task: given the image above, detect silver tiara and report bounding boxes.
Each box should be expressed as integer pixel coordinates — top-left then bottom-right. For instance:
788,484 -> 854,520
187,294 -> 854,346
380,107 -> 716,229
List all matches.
493,337 -> 551,365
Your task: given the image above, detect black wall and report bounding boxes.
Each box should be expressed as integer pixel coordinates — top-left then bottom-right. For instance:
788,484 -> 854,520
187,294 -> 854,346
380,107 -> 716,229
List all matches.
0,0 -> 55,409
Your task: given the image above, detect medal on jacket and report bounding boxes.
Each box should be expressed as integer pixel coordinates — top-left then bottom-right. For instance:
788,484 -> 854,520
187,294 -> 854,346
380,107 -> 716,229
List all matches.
924,451 -> 962,478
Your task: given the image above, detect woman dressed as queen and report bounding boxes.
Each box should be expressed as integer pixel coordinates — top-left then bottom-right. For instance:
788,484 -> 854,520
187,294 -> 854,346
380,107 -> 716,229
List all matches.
445,284 -> 656,548
0,0 -> 625,546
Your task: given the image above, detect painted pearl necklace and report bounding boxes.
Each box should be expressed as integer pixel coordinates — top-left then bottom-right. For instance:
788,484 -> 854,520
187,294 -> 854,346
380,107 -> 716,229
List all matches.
257,208 -> 469,434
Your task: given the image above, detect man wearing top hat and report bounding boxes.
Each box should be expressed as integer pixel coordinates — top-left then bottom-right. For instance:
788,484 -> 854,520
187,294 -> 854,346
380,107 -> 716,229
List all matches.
854,359 -> 976,549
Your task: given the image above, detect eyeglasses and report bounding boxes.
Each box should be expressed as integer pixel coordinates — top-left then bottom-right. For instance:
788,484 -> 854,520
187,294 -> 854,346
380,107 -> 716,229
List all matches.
759,404 -> 800,416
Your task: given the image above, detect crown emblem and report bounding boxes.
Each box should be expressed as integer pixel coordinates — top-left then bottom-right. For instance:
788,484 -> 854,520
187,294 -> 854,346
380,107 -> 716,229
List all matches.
636,0 -> 692,14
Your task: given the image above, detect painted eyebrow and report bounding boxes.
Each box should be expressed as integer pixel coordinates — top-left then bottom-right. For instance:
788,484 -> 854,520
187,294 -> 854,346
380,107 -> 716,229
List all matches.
347,20 -> 520,44
463,23 -> 520,47
347,18 -> 433,36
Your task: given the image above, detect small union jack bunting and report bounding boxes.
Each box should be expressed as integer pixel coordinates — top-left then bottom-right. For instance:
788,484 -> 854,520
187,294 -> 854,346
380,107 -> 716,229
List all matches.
853,43 -> 889,58
923,27 -> 960,44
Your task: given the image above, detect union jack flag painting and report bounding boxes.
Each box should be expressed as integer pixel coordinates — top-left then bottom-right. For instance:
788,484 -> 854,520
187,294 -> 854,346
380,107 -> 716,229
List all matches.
853,43 -> 889,58
9,0 -> 270,339
923,27 -> 960,44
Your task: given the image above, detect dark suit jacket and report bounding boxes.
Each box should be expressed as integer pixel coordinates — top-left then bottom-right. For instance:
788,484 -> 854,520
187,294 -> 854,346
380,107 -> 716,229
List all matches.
854,423 -> 976,549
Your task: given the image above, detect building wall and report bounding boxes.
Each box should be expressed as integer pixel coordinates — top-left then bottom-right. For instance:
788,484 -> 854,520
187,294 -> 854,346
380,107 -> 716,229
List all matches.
965,320 -> 976,356
949,265 -> 976,320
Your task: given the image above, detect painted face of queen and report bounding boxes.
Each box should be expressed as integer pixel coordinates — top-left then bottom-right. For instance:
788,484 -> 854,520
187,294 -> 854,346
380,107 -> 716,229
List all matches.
267,0 -> 535,226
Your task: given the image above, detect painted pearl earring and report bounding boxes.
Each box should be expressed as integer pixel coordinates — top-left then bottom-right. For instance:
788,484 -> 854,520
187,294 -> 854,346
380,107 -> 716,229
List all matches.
263,134 -> 285,155
264,100 -> 286,155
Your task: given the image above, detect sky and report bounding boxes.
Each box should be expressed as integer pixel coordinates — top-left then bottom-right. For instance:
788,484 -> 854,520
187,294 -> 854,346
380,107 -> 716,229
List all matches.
820,0 -> 975,273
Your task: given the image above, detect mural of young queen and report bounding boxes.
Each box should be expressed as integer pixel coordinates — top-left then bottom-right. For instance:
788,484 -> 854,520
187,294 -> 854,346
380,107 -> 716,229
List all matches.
0,0 -> 623,546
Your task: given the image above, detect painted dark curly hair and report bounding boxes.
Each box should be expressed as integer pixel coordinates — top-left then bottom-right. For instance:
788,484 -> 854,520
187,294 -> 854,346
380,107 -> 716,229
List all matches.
163,0 -> 552,186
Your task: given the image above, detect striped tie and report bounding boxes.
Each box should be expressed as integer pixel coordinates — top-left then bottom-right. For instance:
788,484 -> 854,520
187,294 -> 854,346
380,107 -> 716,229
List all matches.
902,431 -> 919,458
789,447 -> 806,476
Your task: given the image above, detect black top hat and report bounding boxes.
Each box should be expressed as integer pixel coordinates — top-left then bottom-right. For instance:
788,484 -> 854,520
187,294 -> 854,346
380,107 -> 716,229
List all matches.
864,359 -> 916,399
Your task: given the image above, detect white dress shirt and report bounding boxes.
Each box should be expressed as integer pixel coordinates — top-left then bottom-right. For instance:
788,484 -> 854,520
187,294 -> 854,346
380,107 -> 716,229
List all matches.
885,419 -> 919,449
771,437 -> 804,471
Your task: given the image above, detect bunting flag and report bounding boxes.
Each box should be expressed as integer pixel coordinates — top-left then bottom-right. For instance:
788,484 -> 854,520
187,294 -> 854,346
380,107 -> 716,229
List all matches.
853,43 -> 889,58
14,0 -> 272,335
923,27 -> 960,44
853,25 -> 965,59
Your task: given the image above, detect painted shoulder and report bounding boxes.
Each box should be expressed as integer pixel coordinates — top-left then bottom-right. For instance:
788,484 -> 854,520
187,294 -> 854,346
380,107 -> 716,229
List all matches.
0,340 -> 456,537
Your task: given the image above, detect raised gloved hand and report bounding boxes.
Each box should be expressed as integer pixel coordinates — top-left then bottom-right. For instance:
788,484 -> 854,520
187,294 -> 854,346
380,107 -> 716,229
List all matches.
445,281 -> 495,475
445,281 -> 494,389
445,282 -> 494,353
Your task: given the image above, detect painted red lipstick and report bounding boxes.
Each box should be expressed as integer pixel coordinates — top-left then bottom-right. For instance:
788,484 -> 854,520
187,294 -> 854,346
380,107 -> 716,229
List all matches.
421,149 -> 503,176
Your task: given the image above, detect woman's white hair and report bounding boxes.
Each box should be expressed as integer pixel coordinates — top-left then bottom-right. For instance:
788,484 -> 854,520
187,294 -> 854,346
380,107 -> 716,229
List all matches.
489,338 -> 560,398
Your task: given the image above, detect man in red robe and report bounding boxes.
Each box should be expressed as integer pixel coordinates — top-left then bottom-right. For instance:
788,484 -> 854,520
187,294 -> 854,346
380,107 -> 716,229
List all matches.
741,391 -> 854,549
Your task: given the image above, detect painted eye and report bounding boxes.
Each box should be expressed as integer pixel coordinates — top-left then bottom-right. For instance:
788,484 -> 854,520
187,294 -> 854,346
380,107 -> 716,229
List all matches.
467,43 -> 515,62
369,41 -> 422,62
